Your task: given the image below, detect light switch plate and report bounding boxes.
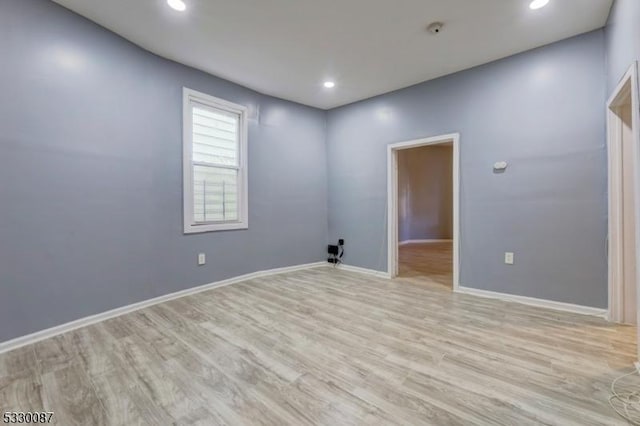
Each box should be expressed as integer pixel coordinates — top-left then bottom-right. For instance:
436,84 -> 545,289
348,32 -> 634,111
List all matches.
198,253 -> 206,266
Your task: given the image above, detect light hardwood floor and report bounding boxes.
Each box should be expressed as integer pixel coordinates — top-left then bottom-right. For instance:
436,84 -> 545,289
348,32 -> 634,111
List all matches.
399,241 -> 453,287
0,267 -> 637,425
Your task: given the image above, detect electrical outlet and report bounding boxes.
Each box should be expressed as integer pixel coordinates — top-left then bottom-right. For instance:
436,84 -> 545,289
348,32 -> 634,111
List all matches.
504,252 -> 514,265
198,253 -> 206,266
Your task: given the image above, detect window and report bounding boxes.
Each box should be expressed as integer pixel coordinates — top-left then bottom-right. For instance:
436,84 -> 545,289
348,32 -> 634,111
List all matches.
183,88 -> 248,233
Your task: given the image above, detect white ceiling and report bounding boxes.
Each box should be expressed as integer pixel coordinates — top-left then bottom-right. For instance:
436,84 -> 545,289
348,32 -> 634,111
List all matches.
52,0 -> 613,109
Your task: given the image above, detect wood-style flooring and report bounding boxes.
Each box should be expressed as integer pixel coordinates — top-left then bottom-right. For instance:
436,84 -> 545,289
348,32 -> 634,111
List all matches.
399,241 -> 453,287
0,267 -> 637,425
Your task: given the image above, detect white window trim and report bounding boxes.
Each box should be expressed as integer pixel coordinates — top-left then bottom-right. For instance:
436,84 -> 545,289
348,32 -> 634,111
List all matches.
183,87 -> 249,234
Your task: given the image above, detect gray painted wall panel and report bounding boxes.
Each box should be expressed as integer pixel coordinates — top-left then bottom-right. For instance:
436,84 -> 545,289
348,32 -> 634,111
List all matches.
326,31 -> 607,308
605,0 -> 640,92
0,0 -> 327,342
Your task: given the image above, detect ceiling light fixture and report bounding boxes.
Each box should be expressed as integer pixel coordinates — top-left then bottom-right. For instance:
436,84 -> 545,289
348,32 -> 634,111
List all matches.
529,0 -> 549,10
323,81 -> 336,89
167,0 -> 186,11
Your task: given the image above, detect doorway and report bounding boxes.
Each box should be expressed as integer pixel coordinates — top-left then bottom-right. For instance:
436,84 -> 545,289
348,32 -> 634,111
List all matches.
608,62 -> 640,328
387,133 -> 460,290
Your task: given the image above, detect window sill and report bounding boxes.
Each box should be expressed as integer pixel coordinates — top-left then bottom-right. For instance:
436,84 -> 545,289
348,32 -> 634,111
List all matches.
184,221 -> 248,234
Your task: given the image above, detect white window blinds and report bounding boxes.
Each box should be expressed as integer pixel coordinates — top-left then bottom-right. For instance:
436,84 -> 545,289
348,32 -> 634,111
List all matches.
192,105 -> 239,223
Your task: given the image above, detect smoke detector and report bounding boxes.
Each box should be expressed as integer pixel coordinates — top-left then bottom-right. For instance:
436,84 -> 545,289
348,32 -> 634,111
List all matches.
427,22 -> 444,35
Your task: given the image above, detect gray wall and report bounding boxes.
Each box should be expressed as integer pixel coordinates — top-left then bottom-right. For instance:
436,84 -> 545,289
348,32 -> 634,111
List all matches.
327,30 -> 608,308
398,145 -> 453,242
605,0 -> 640,93
0,0 -> 328,342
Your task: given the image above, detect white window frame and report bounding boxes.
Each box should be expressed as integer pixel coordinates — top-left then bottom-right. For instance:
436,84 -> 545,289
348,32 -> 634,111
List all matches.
183,87 -> 248,234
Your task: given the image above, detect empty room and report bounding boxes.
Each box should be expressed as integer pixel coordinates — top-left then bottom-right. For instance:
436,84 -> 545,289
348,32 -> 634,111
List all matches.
1,0 -> 640,424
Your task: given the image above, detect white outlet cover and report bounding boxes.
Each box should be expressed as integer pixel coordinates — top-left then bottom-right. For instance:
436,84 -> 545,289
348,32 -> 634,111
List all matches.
198,253 -> 206,265
504,252 -> 514,265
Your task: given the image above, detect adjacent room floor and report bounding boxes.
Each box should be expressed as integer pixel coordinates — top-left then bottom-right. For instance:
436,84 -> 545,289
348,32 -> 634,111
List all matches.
0,267 -> 635,425
399,241 -> 453,288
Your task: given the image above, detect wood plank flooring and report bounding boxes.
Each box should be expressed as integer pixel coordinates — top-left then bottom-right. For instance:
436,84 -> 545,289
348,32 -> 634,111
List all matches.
399,241 -> 453,287
0,267 -> 637,425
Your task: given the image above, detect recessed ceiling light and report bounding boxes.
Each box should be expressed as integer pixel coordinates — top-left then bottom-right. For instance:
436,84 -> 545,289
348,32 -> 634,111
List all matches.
167,0 -> 186,11
323,81 -> 336,89
529,0 -> 549,10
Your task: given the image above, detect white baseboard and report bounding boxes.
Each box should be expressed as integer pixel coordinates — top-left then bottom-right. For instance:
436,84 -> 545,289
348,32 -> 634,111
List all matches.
334,263 -> 391,279
2,263 -> 606,355
0,261 -> 326,355
399,239 -> 453,246
455,286 -> 607,318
